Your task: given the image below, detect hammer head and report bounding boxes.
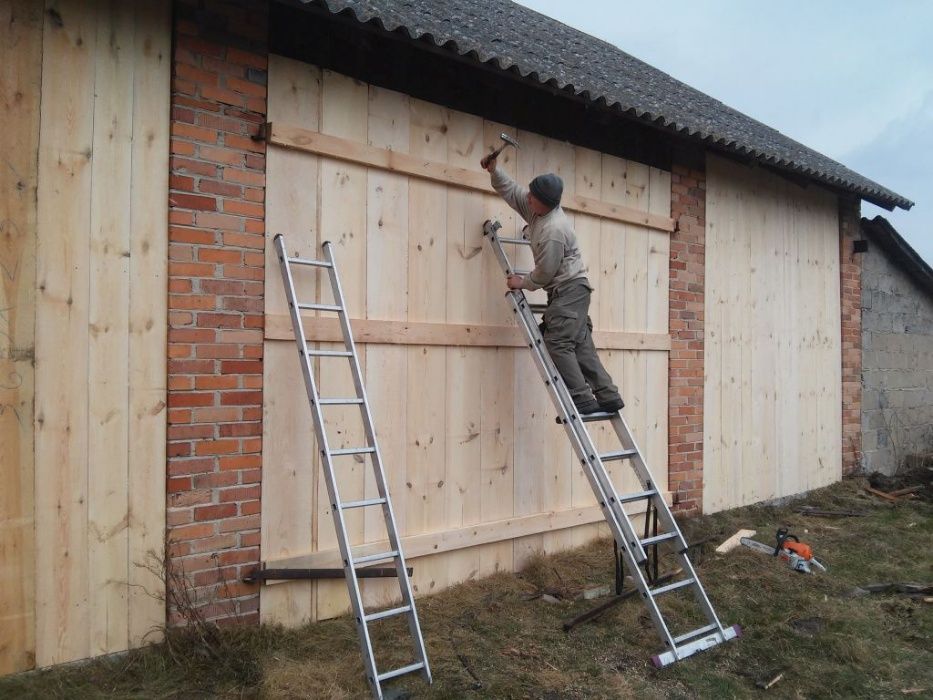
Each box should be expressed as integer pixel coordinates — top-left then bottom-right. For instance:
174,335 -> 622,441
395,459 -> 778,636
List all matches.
499,133 -> 520,149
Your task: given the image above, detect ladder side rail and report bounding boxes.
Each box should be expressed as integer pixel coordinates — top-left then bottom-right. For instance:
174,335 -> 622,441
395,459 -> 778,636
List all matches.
274,236 -> 381,689
607,417 -> 729,637
321,242 -> 432,684
608,414 -> 685,549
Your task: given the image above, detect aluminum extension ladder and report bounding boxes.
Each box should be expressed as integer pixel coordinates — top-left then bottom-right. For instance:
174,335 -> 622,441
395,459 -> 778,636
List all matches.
482,220 -> 740,667
273,234 -> 431,698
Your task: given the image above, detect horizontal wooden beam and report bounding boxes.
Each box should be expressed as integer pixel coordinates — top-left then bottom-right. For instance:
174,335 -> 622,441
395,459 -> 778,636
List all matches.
262,499 -> 667,578
266,122 -> 676,233
265,315 -> 672,351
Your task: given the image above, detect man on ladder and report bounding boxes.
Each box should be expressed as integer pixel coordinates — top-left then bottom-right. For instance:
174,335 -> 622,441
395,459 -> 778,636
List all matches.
482,155 -> 624,415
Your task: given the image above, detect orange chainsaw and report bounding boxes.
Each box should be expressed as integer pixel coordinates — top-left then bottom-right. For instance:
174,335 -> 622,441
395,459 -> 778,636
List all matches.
740,528 -> 827,574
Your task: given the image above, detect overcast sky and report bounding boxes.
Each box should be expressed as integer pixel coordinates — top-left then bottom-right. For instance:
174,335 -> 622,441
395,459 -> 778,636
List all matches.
517,0 -> 932,265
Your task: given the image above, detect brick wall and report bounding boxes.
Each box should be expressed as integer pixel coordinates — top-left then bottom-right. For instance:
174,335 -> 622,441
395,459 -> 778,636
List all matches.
167,0 -> 268,625
668,162 -> 706,515
839,197 -> 862,474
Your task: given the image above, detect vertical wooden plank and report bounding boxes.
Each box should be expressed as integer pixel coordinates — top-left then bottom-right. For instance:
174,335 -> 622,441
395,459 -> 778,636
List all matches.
701,164 -> 724,513
444,110 -> 484,584
126,0 -> 170,650
510,131 -> 546,566
540,137 -> 576,555
748,172 -> 776,504
315,70 -> 370,619
260,56 -> 322,624
569,147 -> 602,547
34,0 -> 97,666
645,167 -> 670,503
478,347 -> 515,575
405,97 -> 449,597
87,0 -> 133,655
479,120 -> 517,575
0,0 -> 43,675
355,85 -> 411,612
262,54 -> 323,624
480,121 -> 520,327
621,161 -> 649,492
601,156 -> 642,499
778,177 -> 800,501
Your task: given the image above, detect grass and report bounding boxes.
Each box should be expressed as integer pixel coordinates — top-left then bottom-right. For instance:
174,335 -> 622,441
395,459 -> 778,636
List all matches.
2,473 -> 930,699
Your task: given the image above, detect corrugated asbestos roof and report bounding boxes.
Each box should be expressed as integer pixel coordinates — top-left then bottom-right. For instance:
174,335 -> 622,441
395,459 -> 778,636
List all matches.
297,0 -> 912,210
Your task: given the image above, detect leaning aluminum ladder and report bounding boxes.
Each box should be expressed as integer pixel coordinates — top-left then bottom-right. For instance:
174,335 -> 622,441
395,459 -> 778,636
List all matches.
482,220 -> 740,667
273,234 -> 431,698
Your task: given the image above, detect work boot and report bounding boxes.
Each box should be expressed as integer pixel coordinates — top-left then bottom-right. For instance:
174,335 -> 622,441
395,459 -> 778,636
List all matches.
598,397 -> 625,413
575,399 -> 602,415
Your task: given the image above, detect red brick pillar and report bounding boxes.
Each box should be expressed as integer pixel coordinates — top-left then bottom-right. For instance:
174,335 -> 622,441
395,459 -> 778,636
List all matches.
166,0 -> 268,624
668,162 -> 706,515
839,197 -> 863,474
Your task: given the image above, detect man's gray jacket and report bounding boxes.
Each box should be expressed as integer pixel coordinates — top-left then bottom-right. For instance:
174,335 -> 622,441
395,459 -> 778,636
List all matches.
490,166 -> 587,292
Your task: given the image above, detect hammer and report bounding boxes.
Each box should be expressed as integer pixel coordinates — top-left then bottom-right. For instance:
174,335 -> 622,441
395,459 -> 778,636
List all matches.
481,133 -> 520,169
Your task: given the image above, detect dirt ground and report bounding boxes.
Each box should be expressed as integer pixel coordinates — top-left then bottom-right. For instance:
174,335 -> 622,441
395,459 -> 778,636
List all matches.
2,470 -> 931,699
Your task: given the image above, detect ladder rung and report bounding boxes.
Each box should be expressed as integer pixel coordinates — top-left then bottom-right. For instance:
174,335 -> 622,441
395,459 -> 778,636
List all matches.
616,489 -> 657,504
556,411 -> 616,425
354,549 -> 398,565
288,256 -> 332,268
649,577 -> 696,597
341,497 -> 387,510
364,604 -> 411,623
511,269 -> 531,276
528,303 -> 547,314
377,661 -> 425,683
297,302 -> 342,312
600,449 -> 638,462
318,398 -> 364,405
306,350 -> 353,357
673,624 -> 718,645
330,447 -> 375,456
640,532 -> 679,547
498,237 -> 531,245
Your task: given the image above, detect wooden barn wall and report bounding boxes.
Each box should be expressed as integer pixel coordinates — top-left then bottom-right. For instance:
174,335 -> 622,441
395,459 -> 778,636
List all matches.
261,56 -> 673,623
703,155 -> 842,513
0,0 -> 170,673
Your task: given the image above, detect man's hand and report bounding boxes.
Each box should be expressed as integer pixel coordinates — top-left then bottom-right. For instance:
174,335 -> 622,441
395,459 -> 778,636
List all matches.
482,155 -> 497,172
506,274 -> 524,290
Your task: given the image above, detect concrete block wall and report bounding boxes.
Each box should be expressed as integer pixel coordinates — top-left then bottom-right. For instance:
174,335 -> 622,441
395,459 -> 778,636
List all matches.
861,231 -> 933,474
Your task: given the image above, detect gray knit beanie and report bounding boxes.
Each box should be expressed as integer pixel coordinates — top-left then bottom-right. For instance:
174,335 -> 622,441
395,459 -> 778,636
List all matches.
529,173 -> 563,208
